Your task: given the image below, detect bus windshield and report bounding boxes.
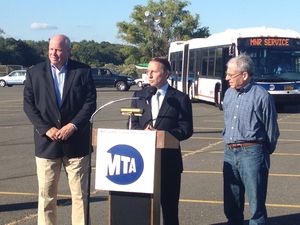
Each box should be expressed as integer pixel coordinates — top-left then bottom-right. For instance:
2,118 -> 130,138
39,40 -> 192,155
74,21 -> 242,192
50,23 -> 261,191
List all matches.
243,49 -> 300,82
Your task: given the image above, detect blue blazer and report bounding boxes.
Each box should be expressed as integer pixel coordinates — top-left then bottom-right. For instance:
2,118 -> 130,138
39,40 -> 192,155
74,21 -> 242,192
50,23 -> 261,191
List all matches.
23,59 -> 97,159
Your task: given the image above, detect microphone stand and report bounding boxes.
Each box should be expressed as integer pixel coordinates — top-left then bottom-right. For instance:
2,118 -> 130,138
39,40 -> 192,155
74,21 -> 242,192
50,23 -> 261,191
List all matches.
85,97 -> 140,225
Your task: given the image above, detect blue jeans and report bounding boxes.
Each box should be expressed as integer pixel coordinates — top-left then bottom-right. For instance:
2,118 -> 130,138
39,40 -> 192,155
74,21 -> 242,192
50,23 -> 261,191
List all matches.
223,144 -> 270,225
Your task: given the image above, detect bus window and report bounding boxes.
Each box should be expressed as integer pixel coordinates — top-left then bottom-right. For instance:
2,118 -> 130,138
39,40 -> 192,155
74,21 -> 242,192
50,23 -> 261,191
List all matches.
244,48 -> 300,82
201,49 -> 208,76
169,52 -> 183,88
189,51 -> 195,74
215,48 -> 223,78
208,48 -> 216,76
178,52 -> 183,75
196,49 -> 202,77
170,53 -> 176,73
296,55 -> 300,72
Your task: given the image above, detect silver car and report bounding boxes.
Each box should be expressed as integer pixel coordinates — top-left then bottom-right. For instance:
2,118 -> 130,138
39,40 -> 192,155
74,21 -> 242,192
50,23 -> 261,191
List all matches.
0,70 -> 27,87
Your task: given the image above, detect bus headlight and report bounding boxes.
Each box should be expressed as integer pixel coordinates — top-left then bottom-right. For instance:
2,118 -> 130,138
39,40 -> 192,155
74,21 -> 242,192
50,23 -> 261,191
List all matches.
269,84 -> 275,91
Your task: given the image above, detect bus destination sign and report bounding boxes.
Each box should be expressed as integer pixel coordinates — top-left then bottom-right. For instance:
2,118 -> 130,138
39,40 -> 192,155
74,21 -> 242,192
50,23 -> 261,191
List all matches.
238,37 -> 300,49
250,38 -> 289,46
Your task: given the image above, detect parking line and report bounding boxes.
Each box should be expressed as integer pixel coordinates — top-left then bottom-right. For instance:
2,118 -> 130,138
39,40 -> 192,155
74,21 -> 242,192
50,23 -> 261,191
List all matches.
180,199 -> 300,209
190,137 -> 223,140
2,191 -> 299,211
279,121 -> 300,124
190,136 -> 300,143
184,170 -> 222,175
273,152 -> 300,156
208,151 -> 300,156
5,214 -> 38,225
0,191 -> 70,198
194,126 -> 300,132
182,140 -> 224,158
183,170 -> 300,178
0,99 -> 22,103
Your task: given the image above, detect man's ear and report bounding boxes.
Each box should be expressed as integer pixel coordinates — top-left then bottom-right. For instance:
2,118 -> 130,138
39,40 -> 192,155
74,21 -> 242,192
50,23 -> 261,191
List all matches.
243,72 -> 249,80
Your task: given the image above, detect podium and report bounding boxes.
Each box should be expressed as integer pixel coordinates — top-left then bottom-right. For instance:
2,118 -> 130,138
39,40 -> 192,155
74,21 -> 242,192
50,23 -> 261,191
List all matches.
92,129 -> 179,225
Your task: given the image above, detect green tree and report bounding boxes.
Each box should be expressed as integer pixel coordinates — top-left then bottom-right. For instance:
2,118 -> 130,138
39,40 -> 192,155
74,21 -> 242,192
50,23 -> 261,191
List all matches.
71,40 -> 128,67
117,0 -> 210,61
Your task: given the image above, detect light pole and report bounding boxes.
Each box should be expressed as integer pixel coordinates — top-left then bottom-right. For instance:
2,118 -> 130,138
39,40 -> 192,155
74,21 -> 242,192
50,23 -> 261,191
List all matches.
144,10 -> 161,58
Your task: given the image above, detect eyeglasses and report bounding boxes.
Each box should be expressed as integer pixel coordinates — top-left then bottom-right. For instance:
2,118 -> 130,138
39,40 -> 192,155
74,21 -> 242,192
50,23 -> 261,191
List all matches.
225,72 -> 243,79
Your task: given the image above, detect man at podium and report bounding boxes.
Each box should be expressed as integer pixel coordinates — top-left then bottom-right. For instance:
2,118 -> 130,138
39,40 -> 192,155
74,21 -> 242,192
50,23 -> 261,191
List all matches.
130,57 -> 193,225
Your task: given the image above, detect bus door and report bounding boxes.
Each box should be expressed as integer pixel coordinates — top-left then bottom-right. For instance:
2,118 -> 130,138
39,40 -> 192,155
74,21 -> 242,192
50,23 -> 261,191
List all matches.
222,47 -> 231,97
181,44 -> 189,94
169,51 -> 182,90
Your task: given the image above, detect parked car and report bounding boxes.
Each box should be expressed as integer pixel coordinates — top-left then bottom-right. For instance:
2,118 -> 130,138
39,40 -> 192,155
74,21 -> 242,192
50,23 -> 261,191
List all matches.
0,70 -> 27,87
91,68 -> 135,91
134,73 -> 149,88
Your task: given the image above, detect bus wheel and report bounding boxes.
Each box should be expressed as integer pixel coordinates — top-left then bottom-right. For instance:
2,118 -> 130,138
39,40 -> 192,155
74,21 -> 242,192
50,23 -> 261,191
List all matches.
188,85 -> 193,101
218,100 -> 223,110
214,85 -> 223,110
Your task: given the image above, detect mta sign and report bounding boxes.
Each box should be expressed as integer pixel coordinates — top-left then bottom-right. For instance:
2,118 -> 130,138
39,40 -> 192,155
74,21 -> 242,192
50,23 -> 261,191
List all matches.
106,144 -> 144,185
95,128 -> 156,194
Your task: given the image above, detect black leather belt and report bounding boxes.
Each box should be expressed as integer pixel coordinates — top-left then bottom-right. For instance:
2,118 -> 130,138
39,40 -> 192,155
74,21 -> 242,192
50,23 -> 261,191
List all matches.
227,142 -> 261,148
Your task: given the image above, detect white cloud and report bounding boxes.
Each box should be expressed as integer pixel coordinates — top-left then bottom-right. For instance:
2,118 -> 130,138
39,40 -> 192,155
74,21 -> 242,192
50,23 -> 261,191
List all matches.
30,22 -> 58,30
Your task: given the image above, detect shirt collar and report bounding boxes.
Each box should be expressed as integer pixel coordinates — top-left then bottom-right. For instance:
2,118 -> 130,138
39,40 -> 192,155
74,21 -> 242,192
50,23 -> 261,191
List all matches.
51,61 -> 68,73
157,83 -> 169,95
237,80 -> 253,94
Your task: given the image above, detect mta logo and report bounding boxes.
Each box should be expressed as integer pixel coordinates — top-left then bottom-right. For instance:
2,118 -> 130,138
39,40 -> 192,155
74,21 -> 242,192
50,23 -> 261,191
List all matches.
106,144 -> 144,185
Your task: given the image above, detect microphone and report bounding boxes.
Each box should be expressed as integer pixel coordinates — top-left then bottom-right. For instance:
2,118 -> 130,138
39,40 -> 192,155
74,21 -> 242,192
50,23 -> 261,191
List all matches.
90,97 -> 141,122
120,107 -> 144,116
145,86 -> 157,104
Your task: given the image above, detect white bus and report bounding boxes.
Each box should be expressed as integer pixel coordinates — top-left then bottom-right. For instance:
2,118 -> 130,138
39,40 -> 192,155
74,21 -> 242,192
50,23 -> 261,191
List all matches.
168,27 -> 300,109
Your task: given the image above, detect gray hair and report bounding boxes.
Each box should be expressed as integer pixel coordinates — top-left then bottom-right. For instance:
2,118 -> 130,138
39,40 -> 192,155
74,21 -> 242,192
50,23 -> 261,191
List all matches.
63,35 -> 71,49
49,34 -> 71,50
227,53 -> 255,76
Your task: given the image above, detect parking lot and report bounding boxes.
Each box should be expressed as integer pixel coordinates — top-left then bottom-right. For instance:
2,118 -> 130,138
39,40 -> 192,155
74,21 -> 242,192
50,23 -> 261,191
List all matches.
1,86 -> 300,225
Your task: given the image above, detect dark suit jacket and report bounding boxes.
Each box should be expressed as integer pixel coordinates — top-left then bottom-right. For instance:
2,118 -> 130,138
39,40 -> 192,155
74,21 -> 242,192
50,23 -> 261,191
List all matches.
130,85 -> 193,173
23,59 -> 97,159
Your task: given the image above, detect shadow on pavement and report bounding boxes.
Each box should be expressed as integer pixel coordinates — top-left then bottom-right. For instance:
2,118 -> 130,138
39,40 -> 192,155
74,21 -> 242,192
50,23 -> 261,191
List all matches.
0,196 -> 108,212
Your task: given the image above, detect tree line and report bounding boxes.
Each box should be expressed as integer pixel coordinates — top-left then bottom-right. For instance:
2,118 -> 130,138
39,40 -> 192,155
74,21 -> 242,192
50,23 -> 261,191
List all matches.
0,37 -> 130,68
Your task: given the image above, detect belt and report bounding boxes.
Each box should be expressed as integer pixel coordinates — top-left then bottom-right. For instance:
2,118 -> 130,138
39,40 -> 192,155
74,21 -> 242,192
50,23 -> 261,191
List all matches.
227,142 -> 261,149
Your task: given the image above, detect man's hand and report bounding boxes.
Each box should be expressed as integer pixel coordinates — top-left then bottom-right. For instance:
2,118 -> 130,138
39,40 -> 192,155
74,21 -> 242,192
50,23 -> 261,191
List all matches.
46,127 -> 60,141
145,124 -> 155,131
56,123 -> 77,141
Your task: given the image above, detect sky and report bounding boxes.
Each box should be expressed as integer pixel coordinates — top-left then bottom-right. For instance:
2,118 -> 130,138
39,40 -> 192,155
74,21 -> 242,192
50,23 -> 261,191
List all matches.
1,0 -> 300,44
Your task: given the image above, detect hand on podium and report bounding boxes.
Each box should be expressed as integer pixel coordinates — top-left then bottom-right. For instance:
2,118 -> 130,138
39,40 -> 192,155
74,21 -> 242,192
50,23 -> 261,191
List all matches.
145,123 -> 156,131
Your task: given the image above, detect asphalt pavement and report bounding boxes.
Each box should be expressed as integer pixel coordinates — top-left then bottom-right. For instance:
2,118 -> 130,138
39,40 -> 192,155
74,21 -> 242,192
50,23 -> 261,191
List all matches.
1,86 -> 300,225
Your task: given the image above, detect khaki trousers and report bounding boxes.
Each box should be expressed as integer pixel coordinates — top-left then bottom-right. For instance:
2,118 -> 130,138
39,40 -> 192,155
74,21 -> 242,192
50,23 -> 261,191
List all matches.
36,156 -> 89,225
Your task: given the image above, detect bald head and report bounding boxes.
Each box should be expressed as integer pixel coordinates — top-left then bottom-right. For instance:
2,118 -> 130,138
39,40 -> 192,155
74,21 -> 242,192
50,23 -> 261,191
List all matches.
48,34 -> 71,69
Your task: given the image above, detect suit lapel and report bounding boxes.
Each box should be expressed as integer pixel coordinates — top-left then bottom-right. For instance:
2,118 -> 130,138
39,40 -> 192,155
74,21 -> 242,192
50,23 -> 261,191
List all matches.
61,61 -> 75,107
154,87 -> 174,128
44,62 -> 60,112
144,100 -> 152,125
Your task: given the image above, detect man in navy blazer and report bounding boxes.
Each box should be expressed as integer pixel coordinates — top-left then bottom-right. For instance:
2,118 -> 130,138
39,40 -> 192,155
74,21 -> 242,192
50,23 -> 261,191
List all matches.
24,34 -> 96,225
130,57 -> 193,225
